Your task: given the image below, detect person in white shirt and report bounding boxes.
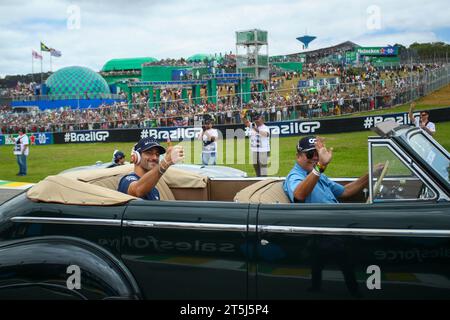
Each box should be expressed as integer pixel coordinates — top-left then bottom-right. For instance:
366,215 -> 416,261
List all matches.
198,119 -> 219,165
409,102 -> 436,136
242,113 -> 270,176
13,128 -> 29,176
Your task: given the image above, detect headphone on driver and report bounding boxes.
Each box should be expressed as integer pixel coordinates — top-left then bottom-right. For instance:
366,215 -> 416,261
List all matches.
130,144 -> 141,165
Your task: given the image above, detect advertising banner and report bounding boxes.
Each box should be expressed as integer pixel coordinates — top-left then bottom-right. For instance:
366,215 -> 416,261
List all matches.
51,107 -> 450,144
1,132 -> 53,145
356,46 -> 398,56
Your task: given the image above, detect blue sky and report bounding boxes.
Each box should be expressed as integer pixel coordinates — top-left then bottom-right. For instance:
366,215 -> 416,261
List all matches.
0,0 -> 449,77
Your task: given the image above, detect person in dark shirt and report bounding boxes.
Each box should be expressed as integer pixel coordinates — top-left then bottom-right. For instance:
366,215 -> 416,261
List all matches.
112,150 -> 126,166
118,137 -> 184,200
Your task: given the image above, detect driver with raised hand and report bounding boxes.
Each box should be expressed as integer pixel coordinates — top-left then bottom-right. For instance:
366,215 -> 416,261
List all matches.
283,136 -> 380,203
118,137 -> 184,200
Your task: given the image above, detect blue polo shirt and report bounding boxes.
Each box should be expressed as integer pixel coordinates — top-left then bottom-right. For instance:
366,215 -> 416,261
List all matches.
283,163 -> 345,203
118,173 -> 160,201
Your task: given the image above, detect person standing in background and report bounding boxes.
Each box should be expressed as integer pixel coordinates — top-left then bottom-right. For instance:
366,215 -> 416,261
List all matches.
112,150 -> 126,166
13,128 -> 29,176
198,119 -> 219,165
409,102 -> 436,136
242,113 -> 270,177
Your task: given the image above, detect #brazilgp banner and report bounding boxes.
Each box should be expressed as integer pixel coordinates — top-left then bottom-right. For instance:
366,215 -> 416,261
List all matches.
51,107 -> 450,144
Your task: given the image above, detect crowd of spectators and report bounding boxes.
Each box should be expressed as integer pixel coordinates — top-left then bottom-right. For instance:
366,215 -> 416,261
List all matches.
1,62 -> 447,134
0,81 -> 36,100
99,70 -> 140,77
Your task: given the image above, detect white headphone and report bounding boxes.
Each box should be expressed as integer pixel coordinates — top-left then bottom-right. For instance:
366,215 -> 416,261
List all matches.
130,144 -> 141,165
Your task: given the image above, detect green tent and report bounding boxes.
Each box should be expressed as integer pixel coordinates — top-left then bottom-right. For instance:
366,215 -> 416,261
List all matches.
186,54 -> 223,63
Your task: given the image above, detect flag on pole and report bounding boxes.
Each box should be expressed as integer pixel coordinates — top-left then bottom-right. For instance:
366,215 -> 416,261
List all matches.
50,48 -> 62,57
32,50 -> 43,60
40,41 -> 51,52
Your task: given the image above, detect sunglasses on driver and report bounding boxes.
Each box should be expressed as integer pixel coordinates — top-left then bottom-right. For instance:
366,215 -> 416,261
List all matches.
301,149 -> 318,159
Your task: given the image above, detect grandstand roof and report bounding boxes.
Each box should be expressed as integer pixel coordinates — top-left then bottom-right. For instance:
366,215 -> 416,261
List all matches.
286,41 -> 359,63
187,54 -> 214,62
46,66 -> 111,96
302,41 -> 359,55
101,57 -> 158,72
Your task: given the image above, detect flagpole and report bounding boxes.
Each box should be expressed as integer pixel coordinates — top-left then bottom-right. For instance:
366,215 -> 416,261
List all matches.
40,43 -> 43,85
31,52 -> 34,83
50,53 -> 52,72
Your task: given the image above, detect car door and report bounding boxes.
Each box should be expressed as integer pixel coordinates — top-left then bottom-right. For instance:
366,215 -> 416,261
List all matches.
3,195 -> 125,257
256,133 -> 450,300
256,201 -> 450,300
121,200 -> 250,299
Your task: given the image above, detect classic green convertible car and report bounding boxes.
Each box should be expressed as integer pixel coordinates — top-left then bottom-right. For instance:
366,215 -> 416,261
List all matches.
0,122 -> 448,299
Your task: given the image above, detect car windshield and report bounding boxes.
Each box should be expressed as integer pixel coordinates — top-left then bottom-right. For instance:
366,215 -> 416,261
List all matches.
407,131 -> 449,185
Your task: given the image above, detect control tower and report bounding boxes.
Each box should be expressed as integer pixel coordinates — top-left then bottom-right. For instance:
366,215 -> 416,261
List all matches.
235,29 -> 269,80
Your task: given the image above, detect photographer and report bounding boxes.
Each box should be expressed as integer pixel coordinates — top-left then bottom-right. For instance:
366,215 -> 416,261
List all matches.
242,112 -> 270,177
198,119 -> 219,165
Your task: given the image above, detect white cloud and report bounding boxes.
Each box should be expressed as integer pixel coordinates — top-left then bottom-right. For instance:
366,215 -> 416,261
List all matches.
0,0 -> 449,77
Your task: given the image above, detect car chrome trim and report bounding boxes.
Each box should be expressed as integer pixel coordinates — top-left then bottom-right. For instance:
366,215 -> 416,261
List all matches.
10,217 -> 122,226
412,162 -> 449,201
259,225 -> 450,237
123,220 -> 251,232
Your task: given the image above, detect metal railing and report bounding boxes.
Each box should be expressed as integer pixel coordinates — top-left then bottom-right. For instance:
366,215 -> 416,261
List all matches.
11,93 -> 125,102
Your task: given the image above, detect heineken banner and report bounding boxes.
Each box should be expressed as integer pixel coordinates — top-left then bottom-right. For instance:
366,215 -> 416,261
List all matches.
52,107 -> 450,144
357,46 -> 398,56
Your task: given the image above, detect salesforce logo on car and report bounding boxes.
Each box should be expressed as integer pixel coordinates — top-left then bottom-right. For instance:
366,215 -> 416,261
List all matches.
64,131 -> 110,143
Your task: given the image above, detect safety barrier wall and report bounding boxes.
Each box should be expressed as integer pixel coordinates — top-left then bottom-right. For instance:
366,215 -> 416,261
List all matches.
4,107 -> 448,145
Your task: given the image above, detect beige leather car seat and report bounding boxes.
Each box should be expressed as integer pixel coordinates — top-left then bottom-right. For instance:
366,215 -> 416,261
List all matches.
234,179 -> 290,204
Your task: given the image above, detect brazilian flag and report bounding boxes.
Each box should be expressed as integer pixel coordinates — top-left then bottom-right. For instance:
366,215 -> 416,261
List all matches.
40,41 -> 51,52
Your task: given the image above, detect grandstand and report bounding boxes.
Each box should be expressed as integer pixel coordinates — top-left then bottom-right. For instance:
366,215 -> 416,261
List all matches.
100,57 -> 158,84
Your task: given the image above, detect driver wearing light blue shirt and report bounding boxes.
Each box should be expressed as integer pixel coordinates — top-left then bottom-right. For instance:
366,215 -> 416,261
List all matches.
285,162 -> 344,203
284,136 -> 375,203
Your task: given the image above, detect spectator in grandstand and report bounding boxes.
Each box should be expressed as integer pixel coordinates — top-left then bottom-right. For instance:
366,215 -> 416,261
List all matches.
198,119 -> 219,165
112,150 -> 126,166
283,136 -> 383,203
408,102 -> 436,136
13,128 -> 29,176
118,137 -> 184,200
242,112 -> 270,177
2,63 -> 446,133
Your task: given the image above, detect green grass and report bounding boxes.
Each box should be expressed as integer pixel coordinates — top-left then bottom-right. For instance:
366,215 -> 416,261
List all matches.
2,121 -> 449,183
